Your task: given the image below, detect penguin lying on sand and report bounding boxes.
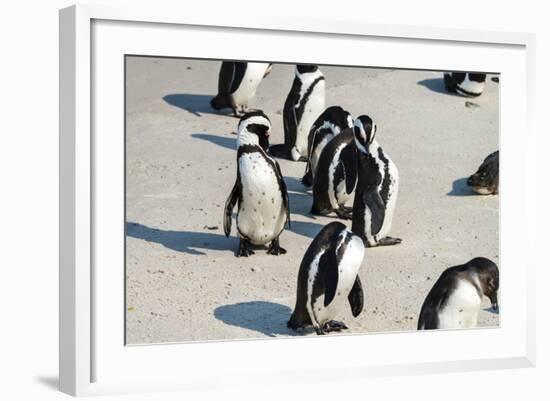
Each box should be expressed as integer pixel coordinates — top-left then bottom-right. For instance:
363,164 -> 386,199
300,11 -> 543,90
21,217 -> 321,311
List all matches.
287,222 -> 365,335
467,151 -> 499,195
223,111 -> 290,257
418,257 -> 499,330
211,62 -> 271,117
351,115 -> 401,247
270,65 -> 325,161
444,72 -> 487,97
302,106 -> 353,187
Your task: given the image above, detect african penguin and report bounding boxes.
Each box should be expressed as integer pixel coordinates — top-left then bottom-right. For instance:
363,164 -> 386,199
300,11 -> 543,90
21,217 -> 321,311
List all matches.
351,115 -> 401,247
444,72 -> 487,97
310,128 -> 357,220
223,111 -> 291,257
467,151 -> 499,195
287,221 -> 365,335
302,106 -> 354,187
418,257 -> 499,330
210,62 -> 271,117
270,65 -> 325,161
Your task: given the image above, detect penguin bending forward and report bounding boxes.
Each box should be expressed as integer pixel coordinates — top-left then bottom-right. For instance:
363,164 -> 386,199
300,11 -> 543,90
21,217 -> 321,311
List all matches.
223,111 -> 291,257
310,128 -> 357,220
302,106 -> 354,187
443,72 -> 487,97
351,116 -> 401,247
287,222 -> 365,335
270,65 -> 325,161
418,257 -> 499,330
211,62 -> 272,117
467,151 -> 499,195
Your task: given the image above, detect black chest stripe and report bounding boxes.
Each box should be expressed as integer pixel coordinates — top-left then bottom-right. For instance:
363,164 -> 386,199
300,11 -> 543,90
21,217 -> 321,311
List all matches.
295,76 -> 325,124
377,147 -> 391,206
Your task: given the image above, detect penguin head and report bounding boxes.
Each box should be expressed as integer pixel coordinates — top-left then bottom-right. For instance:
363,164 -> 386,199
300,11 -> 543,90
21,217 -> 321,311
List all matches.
469,257 -> 500,312
296,64 -> 319,75
237,111 -> 271,152
467,151 -> 499,195
353,115 -> 377,154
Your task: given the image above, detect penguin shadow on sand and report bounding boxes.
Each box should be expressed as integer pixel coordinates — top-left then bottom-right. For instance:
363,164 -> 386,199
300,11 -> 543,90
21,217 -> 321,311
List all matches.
163,94 -> 235,117
214,301 -> 312,337
283,175 -> 315,218
191,133 -> 236,151
126,222 -> 236,256
447,177 -> 477,196
417,78 -> 461,97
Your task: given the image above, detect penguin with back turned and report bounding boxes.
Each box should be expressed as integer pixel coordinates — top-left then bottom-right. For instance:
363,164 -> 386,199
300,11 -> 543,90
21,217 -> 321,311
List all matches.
270,65 -> 325,161
211,62 -> 272,117
302,106 -> 354,187
223,111 -> 290,257
351,115 -> 401,247
287,221 -> 365,335
418,257 -> 499,330
310,128 -> 358,220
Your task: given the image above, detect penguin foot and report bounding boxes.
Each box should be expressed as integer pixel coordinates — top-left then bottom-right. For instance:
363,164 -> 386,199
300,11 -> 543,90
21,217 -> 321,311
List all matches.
335,207 -> 353,220
323,320 -> 348,332
237,240 -> 255,257
267,239 -> 287,255
378,236 -> 402,246
314,327 -> 326,335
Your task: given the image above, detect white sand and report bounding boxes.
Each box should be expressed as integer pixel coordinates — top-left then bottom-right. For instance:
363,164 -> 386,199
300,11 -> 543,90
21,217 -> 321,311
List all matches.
125,57 -> 499,344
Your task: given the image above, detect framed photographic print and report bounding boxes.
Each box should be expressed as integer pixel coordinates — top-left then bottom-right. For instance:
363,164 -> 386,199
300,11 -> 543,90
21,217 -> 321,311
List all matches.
59,4 -> 536,397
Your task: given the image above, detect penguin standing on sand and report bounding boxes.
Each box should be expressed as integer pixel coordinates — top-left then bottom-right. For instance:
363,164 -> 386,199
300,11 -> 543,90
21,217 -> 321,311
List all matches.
418,257 -> 499,330
270,65 -> 325,161
310,128 -> 357,220
302,106 -> 354,187
223,111 -> 290,257
287,221 -> 365,335
467,151 -> 499,195
444,72 -> 487,97
211,62 -> 272,117
351,115 -> 401,247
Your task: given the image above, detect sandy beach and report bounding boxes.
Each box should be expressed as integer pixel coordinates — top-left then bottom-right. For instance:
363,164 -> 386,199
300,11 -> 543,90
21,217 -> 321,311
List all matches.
125,56 -> 499,344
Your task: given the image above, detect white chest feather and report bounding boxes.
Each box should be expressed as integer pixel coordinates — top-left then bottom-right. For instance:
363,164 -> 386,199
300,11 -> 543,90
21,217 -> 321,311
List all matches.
237,153 -> 285,244
457,77 -> 485,96
438,280 -> 482,329
231,63 -> 270,106
309,234 -> 364,325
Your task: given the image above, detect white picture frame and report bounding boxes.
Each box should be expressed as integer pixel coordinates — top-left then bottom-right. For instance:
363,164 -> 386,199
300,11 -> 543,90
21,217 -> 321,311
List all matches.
59,4 -> 536,397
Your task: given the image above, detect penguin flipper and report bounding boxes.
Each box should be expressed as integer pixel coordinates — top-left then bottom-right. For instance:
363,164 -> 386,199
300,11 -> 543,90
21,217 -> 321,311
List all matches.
340,143 -> 358,194
274,161 -> 291,229
283,81 -> 299,148
363,190 -> 385,235
223,177 -> 240,237
212,62 -> 235,110
318,251 -> 339,307
348,275 -> 364,317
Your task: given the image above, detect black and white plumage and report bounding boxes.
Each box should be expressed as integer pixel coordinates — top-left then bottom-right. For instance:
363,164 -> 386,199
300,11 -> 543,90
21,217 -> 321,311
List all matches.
351,115 -> 401,247
443,72 -> 487,97
270,65 -> 325,161
418,257 -> 499,330
210,62 -> 272,117
223,111 -> 290,257
287,222 -> 365,335
302,106 -> 354,187
310,128 -> 357,220
467,151 -> 499,195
